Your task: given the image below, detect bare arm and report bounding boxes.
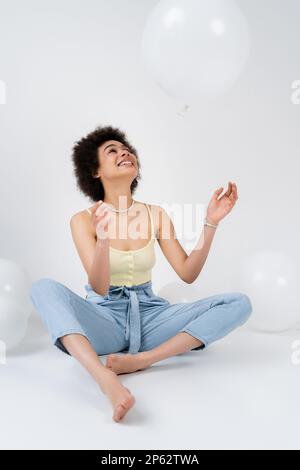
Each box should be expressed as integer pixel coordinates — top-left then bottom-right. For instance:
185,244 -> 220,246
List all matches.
70,210 -> 110,296
155,205 -> 217,283
88,238 -> 110,296
181,224 -> 218,283
154,205 -> 188,281
156,182 -> 238,284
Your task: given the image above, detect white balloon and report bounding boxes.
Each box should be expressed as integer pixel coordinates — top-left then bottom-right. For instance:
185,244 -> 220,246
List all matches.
141,0 -> 250,102
0,258 -> 32,318
0,296 -> 28,351
239,251 -> 299,332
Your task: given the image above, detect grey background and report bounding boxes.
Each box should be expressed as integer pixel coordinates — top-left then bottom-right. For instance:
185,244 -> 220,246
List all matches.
0,0 -> 299,298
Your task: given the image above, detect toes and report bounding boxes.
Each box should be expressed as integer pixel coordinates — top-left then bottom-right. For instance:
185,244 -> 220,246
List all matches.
114,403 -> 129,421
122,393 -> 135,410
113,404 -> 125,421
113,394 -> 135,421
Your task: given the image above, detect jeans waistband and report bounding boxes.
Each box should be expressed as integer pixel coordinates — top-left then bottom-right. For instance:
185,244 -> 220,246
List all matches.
84,280 -> 152,295
109,280 -> 152,293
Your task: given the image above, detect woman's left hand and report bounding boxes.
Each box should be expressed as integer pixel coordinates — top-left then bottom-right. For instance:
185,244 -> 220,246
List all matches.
206,181 -> 238,225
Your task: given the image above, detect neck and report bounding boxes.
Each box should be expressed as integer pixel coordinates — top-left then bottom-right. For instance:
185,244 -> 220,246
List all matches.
103,183 -> 134,210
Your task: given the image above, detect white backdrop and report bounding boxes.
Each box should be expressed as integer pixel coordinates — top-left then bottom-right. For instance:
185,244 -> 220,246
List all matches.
0,0 -> 299,301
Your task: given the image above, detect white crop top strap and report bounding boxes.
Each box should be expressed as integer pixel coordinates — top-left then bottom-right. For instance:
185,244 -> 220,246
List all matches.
85,203 -> 158,239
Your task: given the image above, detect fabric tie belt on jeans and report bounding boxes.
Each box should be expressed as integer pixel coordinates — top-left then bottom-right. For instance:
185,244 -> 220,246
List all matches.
86,280 -> 152,354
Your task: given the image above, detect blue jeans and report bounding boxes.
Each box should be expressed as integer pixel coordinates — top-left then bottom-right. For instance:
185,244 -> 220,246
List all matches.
30,279 -> 252,356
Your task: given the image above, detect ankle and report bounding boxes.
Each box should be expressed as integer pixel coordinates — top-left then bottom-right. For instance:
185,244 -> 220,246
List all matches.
96,367 -> 118,393
139,351 -> 152,368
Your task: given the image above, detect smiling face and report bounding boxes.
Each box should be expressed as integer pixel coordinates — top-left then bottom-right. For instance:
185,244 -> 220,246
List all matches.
97,140 -> 138,181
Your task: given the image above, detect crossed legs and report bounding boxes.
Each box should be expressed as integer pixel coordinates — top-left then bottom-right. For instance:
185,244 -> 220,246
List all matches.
31,278 -> 251,422
106,291 -> 252,375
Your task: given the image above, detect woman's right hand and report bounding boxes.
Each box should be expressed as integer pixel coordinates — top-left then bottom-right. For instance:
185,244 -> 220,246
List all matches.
90,200 -> 112,240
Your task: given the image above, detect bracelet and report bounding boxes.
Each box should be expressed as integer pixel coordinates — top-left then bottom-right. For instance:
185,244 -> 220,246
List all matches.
204,217 -> 219,229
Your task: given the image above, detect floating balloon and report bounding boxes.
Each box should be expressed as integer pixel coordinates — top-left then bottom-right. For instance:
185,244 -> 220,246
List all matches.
238,251 -> 299,332
141,0 -> 250,104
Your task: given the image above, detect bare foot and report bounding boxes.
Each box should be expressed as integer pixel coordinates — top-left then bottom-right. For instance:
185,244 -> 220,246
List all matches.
99,368 -> 136,422
105,352 -> 150,375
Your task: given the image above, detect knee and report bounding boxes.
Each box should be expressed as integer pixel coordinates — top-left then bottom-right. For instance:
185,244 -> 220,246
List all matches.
30,277 -> 60,301
233,292 -> 253,325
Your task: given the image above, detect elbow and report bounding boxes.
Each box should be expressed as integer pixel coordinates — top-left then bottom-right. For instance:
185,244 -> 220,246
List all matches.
92,287 -> 109,296
98,289 -> 109,296
181,270 -> 200,284
88,279 -> 109,297
181,275 -> 195,284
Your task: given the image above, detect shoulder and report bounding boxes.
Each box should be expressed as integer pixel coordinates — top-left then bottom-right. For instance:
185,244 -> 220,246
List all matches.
144,203 -> 169,239
146,203 -> 168,218
143,202 -> 162,222
70,208 -> 91,220
143,202 -> 160,213
70,208 -> 94,234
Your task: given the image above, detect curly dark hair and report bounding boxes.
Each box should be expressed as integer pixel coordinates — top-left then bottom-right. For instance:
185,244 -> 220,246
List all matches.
71,125 -> 141,202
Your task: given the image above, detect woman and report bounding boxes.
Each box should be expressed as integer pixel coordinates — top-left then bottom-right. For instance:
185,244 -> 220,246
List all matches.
30,125 -> 252,423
